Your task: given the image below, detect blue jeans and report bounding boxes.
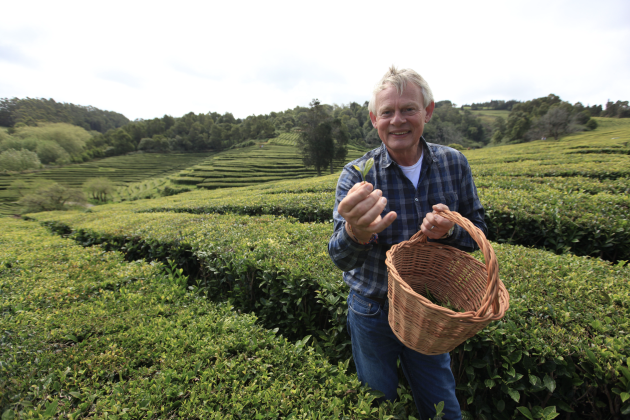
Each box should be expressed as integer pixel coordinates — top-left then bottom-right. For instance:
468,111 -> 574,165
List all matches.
347,291 -> 461,420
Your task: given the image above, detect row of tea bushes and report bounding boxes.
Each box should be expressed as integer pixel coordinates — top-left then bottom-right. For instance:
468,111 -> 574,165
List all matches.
0,218 -> 407,419
170,143 -> 367,191
27,207 -> 630,418
0,152 -> 215,213
131,172 -> 630,262
467,119 -> 630,180
475,175 -> 630,195
32,210 -> 343,348
471,155 -> 630,180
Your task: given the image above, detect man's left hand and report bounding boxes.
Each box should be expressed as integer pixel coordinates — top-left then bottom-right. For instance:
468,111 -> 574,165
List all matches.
421,204 -> 455,239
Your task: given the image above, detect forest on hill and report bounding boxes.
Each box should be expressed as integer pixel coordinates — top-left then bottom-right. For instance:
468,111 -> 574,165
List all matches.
0,95 -> 628,174
0,97 -> 129,133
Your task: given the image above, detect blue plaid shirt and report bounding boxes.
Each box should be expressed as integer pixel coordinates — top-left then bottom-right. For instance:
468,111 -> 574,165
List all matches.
328,139 -> 486,299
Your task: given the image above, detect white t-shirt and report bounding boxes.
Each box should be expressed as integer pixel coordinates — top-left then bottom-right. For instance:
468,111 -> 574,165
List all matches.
399,153 -> 423,188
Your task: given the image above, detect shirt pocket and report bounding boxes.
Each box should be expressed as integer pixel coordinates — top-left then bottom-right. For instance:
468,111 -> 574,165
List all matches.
427,190 -> 459,212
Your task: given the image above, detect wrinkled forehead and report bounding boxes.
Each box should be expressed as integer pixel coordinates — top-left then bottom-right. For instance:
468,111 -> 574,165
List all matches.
375,83 -> 424,110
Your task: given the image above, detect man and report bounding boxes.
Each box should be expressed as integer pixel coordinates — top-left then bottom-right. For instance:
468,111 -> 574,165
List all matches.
328,66 -> 486,420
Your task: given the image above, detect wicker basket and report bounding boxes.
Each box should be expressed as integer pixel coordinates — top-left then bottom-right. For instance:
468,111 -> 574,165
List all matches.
385,209 -> 509,355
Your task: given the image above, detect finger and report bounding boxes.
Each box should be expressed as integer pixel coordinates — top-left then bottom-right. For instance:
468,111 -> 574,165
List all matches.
432,213 -> 454,229
422,214 -> 450,238
432,203 -> 450,212
338,183 -> 374,214
366,211 -> 397,234
344,189 -> 383,221
421,223 -> 443,239
348,182 -> 369,195
355,195 -> 388,228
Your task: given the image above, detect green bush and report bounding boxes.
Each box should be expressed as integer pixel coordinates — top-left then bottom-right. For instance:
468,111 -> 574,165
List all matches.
130,173 -> 630,262
0,149 -> 41,172
17,183 -> 86,213
27,206 -> 630,418
0,219 -> 408,419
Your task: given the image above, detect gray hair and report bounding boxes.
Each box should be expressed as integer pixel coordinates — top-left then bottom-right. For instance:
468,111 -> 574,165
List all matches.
368,65 -> 434,114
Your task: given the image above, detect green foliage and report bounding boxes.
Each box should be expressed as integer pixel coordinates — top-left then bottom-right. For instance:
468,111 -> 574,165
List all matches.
11,123 -> 90,156
83,177 -> 116,202
26,203 -> 630,418
35,140 -> 70,164
0,97 -> 129,132
0,149 -> 41,172
353,157 -> 374,182
601,100 -> 630,118
423,102 -> 491,147
0,152 -> 214,216
297,99 -> 349,176
17,183 -> 86,213
120,169 -> 630,262
1,219 -> 403,419
447,143 -> 465,151
494,94 -> 601,143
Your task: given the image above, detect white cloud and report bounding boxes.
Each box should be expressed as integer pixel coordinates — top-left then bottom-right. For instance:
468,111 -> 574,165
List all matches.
1,0 -> 629,120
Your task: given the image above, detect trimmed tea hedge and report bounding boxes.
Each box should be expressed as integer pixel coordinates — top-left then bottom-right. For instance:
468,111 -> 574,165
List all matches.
129,172 -> 630,262
0,152 -> 215,216
27,207 -> 630,418
0,219 -> 409,419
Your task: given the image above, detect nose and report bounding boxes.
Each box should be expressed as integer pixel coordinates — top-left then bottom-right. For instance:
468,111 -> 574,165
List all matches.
390,109 -> 406,124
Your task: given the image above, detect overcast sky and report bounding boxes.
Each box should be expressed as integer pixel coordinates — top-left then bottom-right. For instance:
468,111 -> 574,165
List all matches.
2,0 -> 629,121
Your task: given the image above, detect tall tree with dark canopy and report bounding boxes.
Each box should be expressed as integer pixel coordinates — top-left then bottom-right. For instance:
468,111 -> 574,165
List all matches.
297,99 -> 349,176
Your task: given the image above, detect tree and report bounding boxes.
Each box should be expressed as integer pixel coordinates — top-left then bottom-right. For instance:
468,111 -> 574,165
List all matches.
602,100 -> 630,118
18,183 -> 86,213
111,129 -> 135,154
83,177 -> 116,202
527,106 -> 585,140
490,117 -> 506,144
531,107 -> 572,140
36,140 -> 70,164
0,148 -> 41,171
297,99 -> 349,176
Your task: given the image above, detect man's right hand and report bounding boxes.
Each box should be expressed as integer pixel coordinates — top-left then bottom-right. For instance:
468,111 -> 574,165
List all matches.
338,182 -> 397,244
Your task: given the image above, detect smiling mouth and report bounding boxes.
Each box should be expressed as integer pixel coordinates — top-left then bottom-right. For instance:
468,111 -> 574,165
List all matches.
390,131 -> 410,136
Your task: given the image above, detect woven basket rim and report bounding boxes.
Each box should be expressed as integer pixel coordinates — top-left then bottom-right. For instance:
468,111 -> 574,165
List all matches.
387,242 -> 500,320
386,209 -> 508,320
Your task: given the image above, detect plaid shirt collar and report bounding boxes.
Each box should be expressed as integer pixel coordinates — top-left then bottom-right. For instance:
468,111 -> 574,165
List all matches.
378,137 -> 437,170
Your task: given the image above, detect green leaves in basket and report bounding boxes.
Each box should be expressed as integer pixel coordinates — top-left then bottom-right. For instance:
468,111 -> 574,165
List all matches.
424,286 -> 462,312
353,157 -> 374,183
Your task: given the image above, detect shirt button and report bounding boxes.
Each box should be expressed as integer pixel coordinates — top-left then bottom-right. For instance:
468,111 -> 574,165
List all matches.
414,198 -> 418,202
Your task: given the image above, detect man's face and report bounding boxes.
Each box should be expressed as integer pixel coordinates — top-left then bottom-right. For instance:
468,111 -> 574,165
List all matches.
369,83 -> 434,164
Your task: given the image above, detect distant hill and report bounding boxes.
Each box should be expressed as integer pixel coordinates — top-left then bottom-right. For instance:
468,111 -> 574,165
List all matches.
0,97 -> 129,133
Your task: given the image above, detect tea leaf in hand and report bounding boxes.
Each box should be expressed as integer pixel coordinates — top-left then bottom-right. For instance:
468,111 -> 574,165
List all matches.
353,158 -> 374,183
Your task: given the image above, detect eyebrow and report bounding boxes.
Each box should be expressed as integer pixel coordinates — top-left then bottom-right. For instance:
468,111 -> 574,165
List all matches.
379,101 -> 419,112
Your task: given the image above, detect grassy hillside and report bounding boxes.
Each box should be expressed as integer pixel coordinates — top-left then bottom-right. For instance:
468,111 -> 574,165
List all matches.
466,117 -> 630,178
4,118 -> 630,418
0,133 -> 369,216
466,109 -> 510,124
0,152 -> 215,216
172,141 -> 366,190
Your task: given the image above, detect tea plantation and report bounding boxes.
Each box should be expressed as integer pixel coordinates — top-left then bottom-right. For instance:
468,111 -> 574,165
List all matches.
0,152 -> 215,217
2,118 -> 630,419
0,134 -> 368,216
171,141 -> 367,190
0,219 -> 396,419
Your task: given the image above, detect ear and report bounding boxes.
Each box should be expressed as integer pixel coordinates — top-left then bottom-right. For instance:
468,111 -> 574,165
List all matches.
424,101 -> 435,123
369,111 -> 377,128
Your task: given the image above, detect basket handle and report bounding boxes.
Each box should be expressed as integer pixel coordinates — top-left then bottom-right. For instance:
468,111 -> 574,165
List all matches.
408,209 -> 500,318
